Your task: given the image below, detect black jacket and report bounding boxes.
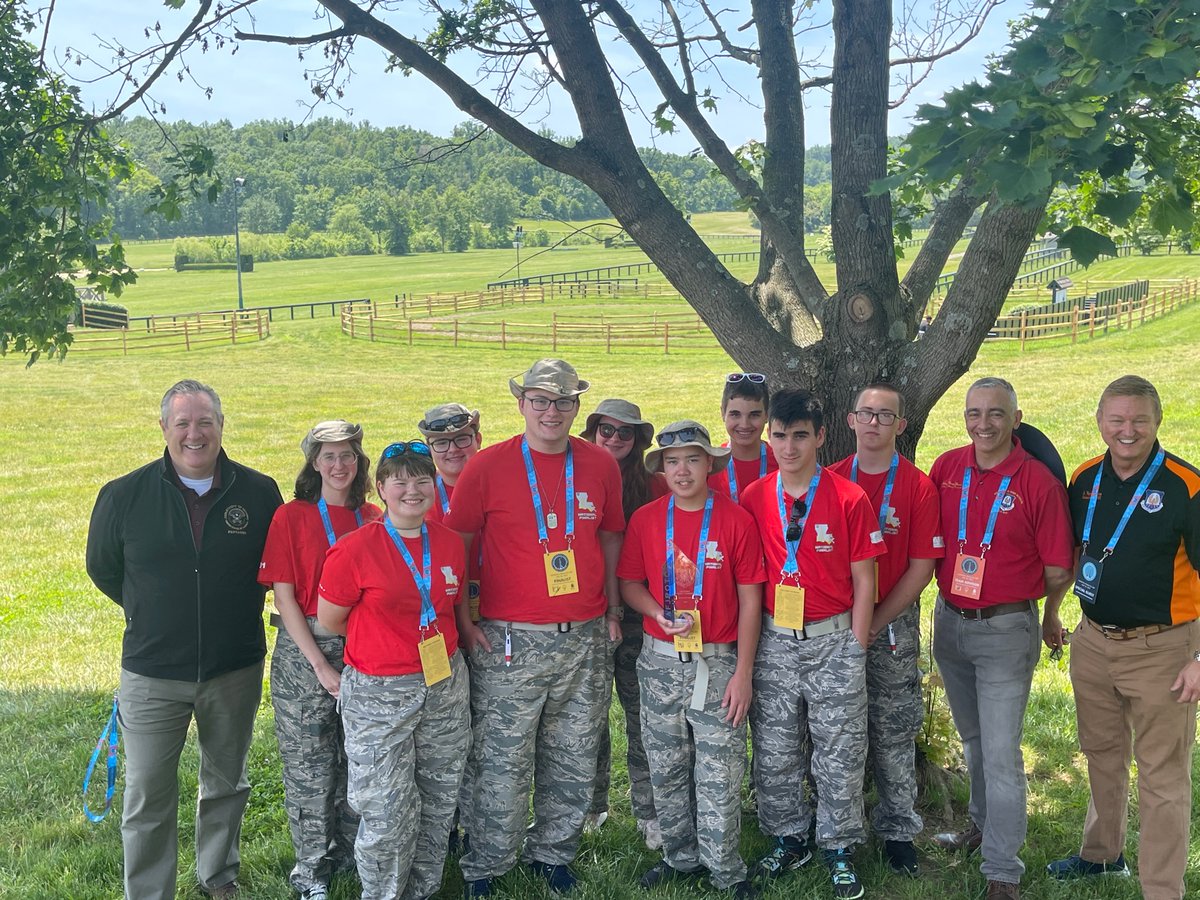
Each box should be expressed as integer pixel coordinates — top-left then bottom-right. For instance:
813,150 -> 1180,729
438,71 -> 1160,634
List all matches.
86,449 -> 283,681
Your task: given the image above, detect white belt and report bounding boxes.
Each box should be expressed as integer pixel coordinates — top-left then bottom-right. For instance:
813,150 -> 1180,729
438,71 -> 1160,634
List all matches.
764,610 -> 852,640
644,633 -> 735,711
487,617 -> 597,633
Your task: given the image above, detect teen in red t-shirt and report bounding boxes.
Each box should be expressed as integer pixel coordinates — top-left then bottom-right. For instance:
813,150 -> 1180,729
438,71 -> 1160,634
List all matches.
707,373 -> 778,504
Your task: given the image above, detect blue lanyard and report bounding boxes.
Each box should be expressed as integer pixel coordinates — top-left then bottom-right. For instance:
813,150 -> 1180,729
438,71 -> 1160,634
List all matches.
666,492 -> 715,601
520,438 -> 575,546
726,443 -> 767,503
435,475 -> 451,515
383,519 -> 436,628
1082,448 -> 1165,557
317,498 -> 363,548
958,468 -> 1013,552
83,694 -> 119,823
777,469 -> 821,574
850,452 -> 899,533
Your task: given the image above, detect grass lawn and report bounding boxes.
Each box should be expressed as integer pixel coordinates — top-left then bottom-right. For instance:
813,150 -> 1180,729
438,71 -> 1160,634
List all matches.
4,266 -> 1200,897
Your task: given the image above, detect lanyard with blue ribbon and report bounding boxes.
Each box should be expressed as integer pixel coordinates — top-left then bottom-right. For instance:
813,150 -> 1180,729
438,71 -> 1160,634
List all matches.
520,438 -> 575,548
850,452 -> 899,534
777,469 -> 821,576
958,468 -> 1013,555
726,443 -> 767,503
666,491 -> 715,603
435,475 -> 451,516
1082,448 -> 1165,558
317,497 -> 364,548
383,519 -> 437,629
83,693 -> 119,823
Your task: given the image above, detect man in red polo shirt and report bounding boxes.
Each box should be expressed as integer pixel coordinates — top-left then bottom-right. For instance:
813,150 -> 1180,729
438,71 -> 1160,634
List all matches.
828,383 -> 942,877
742,389 -> 884,900
927,377 -> 1074,900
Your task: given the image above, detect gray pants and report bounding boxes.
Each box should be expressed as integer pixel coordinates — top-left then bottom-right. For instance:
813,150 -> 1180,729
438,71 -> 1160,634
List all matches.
118,661 -> 263,900
865,603 -> 924,841
932,596 -> 1039,884
341,655 -> 470,900
459,617 -> 607,882
751,625 -> 868,850
270,622 -> 357,891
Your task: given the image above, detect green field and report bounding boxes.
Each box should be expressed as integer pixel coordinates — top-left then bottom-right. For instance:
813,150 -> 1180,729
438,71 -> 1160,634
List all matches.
5,241 -> 1200,898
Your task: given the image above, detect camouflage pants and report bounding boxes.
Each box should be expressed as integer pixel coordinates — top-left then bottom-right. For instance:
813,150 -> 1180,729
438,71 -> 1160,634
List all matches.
270,622 -> 358,891
638,636 -> 747,889
459,617 -> 608,882
590,612 -> 657,820
455,649 -> 480,840
751,624 -> 868,850
865,603 -> 924,841
341,654 -> 470,900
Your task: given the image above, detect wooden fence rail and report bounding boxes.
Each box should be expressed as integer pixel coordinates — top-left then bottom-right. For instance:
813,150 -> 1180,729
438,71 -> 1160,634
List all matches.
66,310 -> 271,355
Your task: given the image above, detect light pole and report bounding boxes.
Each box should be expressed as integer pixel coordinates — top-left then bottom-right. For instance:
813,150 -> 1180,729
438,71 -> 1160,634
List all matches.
513,225 -> 525,287
233,176 -> 246,310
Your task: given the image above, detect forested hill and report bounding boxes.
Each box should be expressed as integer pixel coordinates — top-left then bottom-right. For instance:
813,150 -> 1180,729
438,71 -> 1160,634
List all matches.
106,117 -> 833,242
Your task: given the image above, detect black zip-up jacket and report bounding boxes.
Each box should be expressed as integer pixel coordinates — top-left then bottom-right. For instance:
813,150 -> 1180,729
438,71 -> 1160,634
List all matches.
86,449 -> 283,682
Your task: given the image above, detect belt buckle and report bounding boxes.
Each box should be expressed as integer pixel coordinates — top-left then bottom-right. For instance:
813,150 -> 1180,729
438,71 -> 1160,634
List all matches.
557,622 -> 572,633
678,650 -> 694,663
1098,623 -> 1124,639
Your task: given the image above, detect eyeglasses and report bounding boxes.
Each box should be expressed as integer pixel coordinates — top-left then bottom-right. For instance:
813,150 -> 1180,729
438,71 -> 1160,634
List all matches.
657,427 -> 703,447
523,394 -> 578,412
423,412 -> 472,432
852,409 -> 899,425
382,441 -> 432,459
430,433 -> 475,452
317,451 -> 357,466
726,372 -> 766,384
785,498 -> 808,543
597,422 -> 636,441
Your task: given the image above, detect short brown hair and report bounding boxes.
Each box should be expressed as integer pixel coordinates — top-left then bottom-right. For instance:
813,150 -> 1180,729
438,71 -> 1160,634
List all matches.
375,446 -> 437,490
853,382 -> 905,417
1099,375 -> 1162,420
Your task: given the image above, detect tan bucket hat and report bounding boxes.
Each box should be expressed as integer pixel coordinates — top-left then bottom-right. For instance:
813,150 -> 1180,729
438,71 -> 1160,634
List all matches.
644,420 -> 731,474
417,402 -> 480,437
581,398 -> 654,445
509,358 -> 590,398
301,420 -> 363,457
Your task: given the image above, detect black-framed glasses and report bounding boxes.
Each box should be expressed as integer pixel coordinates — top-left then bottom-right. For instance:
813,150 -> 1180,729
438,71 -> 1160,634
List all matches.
382,441 -> 432,459
597,422 -> 636,441
853,409 -> 898,425
423,412 -> 472,432
523,394 -> 578,412
657,427 -> 703,447
726,372 -> 766,384
430,433 -> 475,452
785,498 -> 808,542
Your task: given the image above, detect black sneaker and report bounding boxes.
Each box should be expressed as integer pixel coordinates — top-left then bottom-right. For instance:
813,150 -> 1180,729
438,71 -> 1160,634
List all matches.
884,839 -> 919,875
528,861 -> 578,894
755,835 -> 813,879
639,860 -> 705,889
463,878 -> 492,898
1046,853 -> 1130,879
730,880 -> 760,898
823,848 -> 865,900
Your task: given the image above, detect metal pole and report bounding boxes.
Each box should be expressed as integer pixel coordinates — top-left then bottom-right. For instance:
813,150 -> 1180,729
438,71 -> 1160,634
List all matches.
233,177 -> 245,311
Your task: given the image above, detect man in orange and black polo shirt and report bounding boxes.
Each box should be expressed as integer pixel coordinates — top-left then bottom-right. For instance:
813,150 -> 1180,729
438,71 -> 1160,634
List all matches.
1044,375 -> 1200,900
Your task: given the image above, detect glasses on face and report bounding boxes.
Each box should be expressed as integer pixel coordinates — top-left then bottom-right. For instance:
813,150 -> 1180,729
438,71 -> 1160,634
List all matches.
317,451 -> 357,466
523,394 -> 578,412
853,409 -> 899,426
430,433 -> 475,453
424,412 -> 472,432
382,441 -> 432,459
726,372 -> 766,384
785,498 -> 808,543
657,427 -> 703,447
597,422 -> 636,441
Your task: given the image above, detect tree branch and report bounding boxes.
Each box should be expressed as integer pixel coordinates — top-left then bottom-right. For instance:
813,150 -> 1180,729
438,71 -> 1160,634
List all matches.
696,0 -> 758,64
901,160 -> 984,311
234,27 -> 350,46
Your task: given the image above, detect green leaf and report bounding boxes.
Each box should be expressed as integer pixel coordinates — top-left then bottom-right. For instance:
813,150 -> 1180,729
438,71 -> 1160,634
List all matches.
1093,191 -> 1143,225
1097,143 -> 1136,179
1056,226 -> 1118,266
989,158 -> 1053,203
1148,188 -> 1193,235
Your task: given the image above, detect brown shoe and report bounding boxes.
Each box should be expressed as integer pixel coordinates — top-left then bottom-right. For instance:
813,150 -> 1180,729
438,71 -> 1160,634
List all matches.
203,883 -> 239,899
931,822 -> 982,852
986,880 -> 1019,899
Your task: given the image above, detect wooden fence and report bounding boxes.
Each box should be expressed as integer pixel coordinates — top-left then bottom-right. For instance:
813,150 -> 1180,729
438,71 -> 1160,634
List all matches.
66,310 -> 271,355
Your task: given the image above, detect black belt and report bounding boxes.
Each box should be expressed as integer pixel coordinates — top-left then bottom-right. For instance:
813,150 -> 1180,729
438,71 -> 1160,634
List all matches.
942,597 -> 1034,620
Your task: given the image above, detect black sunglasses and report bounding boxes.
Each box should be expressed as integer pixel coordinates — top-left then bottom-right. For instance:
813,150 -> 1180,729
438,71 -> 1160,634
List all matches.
382,441 -> 432,459
785,498 -> 808,542
597,422 -> 636,441
423,412 -> 472,432
726,372 -> 766,384
657,427 -> 703,447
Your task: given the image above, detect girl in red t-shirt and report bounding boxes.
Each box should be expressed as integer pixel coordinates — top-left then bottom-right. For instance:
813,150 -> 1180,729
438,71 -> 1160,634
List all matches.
259,420 -> 379,898
317,442 -> 469,900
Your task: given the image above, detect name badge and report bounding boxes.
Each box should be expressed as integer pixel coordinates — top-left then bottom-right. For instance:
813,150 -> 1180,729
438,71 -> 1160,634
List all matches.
544,549 -> 580,597
468,580 -> 482,622
1074,554 -> 1104,604
674,607 -> 703,653
418,632 -> 452,686
774,584 -> 806,629
951,553 -> 986,600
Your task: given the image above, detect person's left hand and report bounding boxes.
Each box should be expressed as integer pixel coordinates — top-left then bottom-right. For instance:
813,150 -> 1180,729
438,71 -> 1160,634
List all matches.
1170,659 -> 1200,703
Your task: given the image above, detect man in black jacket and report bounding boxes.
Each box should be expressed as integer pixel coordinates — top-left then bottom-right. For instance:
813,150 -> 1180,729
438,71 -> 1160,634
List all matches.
87,379 -> 282,900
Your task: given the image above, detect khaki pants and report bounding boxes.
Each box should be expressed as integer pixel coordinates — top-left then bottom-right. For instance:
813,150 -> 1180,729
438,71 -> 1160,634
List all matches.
1070,617 -> 1198,900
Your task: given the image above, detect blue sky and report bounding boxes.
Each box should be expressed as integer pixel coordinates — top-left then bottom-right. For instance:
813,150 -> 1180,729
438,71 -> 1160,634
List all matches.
44,0 -> 1027,149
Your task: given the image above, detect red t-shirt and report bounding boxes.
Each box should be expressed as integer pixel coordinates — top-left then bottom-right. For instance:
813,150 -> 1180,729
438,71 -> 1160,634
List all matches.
618,492 -> 766,643
444,435 -> 625,622
259,499 -> 382,616
708,441 -> 778,504
828,454 -> 944,601
428,477 -> 482,585
741,469 -> 886,621
928,439 -> 1074,608
318,520 -> 464,676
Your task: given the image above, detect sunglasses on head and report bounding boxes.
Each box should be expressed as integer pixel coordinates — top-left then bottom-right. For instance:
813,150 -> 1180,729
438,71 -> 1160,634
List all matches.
785,498 -> 808,543
597,422 -> 636,441
726,372 -> 766,384
423,412 -> 472,432
657,426 -> 704,447
382,441 -> 432,459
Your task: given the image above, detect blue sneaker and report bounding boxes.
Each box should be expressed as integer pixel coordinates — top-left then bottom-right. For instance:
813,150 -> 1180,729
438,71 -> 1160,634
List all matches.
463,878 -> 493,897
528,861 -> 578,893
755,834 -> 813,879
823,848 -> 864,900
1046,853 -> 1130,879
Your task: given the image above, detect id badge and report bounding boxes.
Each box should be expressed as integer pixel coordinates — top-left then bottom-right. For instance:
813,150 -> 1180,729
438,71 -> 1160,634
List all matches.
1074,554 -> 1104,604
468,580 -> 482,622
418,632 -> 452,686
774,584 -> 806,629
543,548 -> 580,596
951,553 -> 986,600
674,608 -> 703,653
